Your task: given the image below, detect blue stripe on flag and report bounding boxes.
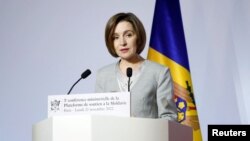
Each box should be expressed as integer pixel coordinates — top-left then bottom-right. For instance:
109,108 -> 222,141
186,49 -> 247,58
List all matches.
149,0 -> 190,71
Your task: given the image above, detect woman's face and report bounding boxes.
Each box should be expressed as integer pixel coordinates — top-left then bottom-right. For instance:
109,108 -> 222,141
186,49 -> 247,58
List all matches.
113,21 -> 138,61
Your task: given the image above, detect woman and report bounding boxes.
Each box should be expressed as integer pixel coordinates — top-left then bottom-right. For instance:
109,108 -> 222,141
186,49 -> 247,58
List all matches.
95,12 -> 177,121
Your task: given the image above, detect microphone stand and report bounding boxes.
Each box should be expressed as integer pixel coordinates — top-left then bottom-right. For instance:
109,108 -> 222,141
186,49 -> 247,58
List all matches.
67,78 -> 82,95
128,77 -> 131,92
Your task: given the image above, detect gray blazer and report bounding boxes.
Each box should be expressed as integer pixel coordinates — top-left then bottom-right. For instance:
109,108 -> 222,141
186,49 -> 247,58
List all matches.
95,60 -> 177,121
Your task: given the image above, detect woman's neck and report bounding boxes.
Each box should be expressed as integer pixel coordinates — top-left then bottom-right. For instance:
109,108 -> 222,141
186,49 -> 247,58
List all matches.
119,55 -> 145,75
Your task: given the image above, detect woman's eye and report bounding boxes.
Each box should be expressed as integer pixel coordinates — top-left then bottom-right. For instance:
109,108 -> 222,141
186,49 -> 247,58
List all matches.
113,36 -> 119,40
126,33 -> 133,37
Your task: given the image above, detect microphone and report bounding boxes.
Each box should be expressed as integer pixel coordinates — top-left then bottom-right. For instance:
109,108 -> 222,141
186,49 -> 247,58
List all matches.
67,69 -> 91,95
126,67 -> 132,92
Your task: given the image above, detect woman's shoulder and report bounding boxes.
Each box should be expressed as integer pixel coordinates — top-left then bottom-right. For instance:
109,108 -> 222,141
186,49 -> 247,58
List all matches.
143,60 -> 171,82
144,60 -> 169,70
97,62 -> 117,75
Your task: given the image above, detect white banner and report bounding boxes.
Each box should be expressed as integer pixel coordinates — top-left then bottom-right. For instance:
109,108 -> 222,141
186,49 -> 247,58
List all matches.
48,92 -> 130,117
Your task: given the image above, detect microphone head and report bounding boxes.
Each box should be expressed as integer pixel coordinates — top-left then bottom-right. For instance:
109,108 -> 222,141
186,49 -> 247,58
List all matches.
81,69 -> 91,79
126,67 -> 132,78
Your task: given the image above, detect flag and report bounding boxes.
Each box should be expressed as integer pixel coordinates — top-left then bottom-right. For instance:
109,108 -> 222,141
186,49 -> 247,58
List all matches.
147,0 -> 202,141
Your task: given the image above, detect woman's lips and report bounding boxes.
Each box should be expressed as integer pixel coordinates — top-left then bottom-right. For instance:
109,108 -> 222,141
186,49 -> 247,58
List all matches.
120,48 -> 129,53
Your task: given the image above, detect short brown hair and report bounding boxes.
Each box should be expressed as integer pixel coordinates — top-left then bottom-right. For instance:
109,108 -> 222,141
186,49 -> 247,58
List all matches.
105,12 -> 146,57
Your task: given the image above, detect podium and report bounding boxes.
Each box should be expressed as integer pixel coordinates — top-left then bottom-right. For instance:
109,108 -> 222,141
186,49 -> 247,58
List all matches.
32,115 -> 192,141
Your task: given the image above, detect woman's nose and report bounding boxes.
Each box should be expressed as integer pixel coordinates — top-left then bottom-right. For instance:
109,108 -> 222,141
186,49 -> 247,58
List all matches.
119,37 -> 127,46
